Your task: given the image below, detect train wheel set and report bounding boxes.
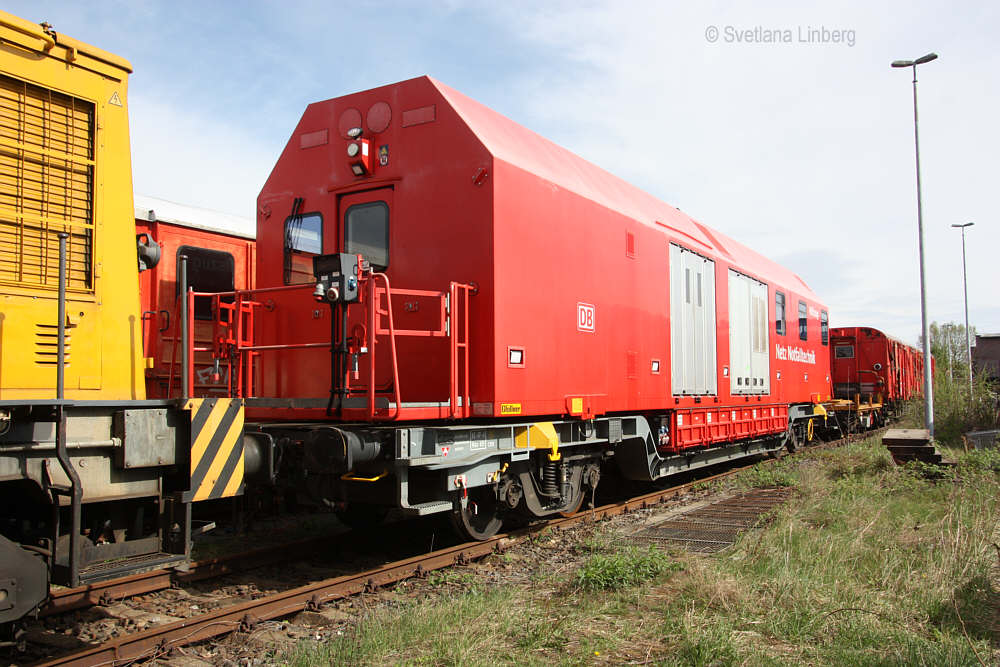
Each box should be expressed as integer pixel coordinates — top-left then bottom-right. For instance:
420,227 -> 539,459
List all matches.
0,10 -> 927,637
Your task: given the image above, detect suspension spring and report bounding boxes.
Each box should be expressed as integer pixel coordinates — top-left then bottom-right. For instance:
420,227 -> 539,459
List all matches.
540,460 -> 559,496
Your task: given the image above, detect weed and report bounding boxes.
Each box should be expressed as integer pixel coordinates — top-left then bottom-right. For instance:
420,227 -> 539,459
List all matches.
574,544 -> 681,591
902,459 -> 953,481
734,461 -> 797,489
960,446 -> 1000,474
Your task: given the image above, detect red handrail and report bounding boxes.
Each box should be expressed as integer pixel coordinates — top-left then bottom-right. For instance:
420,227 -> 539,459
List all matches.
175,276 -> 473,418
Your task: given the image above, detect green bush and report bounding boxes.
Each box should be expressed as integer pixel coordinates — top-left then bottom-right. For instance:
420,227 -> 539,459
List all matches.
911,371 -> 1000,445
959,446 -> 1000,474
735,461 -> 797,489
575,545 -> 681,591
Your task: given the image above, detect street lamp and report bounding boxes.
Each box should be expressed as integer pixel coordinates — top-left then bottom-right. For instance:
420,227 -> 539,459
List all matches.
952,222 -> 974,400
892,52 -> 938,436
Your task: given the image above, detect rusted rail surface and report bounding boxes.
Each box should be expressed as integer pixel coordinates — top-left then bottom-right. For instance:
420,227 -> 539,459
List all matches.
42,533 -> 343,616
37,428 -> 884,666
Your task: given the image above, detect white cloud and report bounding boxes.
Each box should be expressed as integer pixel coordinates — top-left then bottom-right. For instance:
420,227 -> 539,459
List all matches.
471,1 -> 1000,343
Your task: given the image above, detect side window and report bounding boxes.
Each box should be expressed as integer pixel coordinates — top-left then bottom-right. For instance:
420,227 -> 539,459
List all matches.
820,310 -> 829,345
177,246 -> 235,320
345,201 -> 389,270
284,212 -> 323,285
798,301 -> 808,341
775,291 -> 786,335
835,345 -> 855,359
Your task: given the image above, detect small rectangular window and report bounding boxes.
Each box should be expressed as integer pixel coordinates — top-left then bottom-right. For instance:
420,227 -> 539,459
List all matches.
775,292 -> 786,335
345,201 -> 389,270
696,272 -> 702,307
820,310 -> 829,345
798,301 -> 808,341
835,345 -> 855,359
177,246 -> 235,320
685,268 -> 690,303
284,212 -> 323,285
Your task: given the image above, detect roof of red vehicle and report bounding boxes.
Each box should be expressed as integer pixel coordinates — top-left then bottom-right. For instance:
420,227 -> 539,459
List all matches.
429,76 -> 817,298
830,326 -> 922,354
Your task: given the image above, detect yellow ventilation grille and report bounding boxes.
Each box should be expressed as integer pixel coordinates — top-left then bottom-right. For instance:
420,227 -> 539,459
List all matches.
34,321 -> 75,366
0,72 -> 95,291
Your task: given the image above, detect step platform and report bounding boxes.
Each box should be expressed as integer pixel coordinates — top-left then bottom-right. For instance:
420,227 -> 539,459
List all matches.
883,428 -> 943,465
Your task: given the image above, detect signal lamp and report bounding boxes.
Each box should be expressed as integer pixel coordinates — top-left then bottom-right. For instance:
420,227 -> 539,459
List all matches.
348,138 -> 371,176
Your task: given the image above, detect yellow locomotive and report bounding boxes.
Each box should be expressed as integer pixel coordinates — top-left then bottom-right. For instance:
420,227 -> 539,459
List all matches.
0,11 -> 142,400
0,11 -> 244,631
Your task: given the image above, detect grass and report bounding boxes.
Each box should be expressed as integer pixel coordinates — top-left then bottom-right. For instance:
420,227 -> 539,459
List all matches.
274,435 -> 999,665
575,544 -> 682,591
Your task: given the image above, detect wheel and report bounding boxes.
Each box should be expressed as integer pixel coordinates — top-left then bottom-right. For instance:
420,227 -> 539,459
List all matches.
450,486 -> 503,541
785,425 -> 799,453
335,503 -> 389,530
558,491 -> 585,517
558,464 -> 597,517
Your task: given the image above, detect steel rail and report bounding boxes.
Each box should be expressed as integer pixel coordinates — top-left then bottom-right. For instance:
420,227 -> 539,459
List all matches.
37,427 -> 884,666
41,533 -> 344,616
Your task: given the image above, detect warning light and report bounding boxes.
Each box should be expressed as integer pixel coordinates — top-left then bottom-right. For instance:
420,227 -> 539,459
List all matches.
348,138 -> 371,176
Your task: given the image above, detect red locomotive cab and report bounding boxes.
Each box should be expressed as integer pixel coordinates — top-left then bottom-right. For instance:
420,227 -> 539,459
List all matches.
134,195 -> 256,399
830,326 -> 925,411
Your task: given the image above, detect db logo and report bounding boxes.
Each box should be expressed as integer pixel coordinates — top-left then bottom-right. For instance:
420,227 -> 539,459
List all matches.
577,302 -> 595,332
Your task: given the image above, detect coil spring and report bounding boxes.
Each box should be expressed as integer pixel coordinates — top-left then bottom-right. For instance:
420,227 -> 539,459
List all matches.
540,460 -> 559,496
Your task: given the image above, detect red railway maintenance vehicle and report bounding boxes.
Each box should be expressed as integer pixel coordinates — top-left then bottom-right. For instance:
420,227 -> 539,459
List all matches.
828,326 -> 926,429
133,195 -> 257,400
179,76 -> 834,539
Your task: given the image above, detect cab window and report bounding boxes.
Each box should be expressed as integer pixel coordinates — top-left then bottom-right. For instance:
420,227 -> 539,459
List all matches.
345,201 -> 389,270
775,291 -> 786,335
177,246 -> 235,320
283,212 -> 323,284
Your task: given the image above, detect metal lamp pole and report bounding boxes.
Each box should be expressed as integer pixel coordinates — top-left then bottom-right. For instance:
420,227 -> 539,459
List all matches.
892,52 -> 938,436
952,222 -> 974,400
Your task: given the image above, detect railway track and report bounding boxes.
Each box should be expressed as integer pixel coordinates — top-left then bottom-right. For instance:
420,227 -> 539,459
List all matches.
33,427 -> 885,666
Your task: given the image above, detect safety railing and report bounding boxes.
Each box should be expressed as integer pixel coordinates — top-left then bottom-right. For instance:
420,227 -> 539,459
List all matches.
171,262 -> 473,420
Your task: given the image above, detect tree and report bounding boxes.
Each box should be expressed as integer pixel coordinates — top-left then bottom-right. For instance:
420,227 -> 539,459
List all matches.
919,321 -> 976,382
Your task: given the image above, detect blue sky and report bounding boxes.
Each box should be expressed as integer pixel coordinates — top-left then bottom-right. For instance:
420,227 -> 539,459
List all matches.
6,1 -> 999,344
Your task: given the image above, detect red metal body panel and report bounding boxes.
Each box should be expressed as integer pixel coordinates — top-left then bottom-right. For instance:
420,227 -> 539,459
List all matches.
253,76 -> 831,434
830,326 -> 925,404
136,219 -> 256,398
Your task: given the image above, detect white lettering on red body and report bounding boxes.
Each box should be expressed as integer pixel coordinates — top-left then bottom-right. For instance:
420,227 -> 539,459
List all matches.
775,343 -> 816,364
577,303 -> 595,332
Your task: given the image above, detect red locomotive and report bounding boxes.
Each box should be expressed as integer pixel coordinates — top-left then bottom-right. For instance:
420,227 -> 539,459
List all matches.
172,76 -> 837,539
830,326 -> 926,423
134,196 -> 257,400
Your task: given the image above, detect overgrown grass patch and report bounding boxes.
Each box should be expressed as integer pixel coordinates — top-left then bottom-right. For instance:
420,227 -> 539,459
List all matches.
574,544 -> 682,591
656,435 -> 1000,664
733,458 -> 798,489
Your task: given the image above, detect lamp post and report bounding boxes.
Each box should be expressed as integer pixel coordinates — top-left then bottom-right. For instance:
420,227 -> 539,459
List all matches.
952,222 -> 974,401
892,52 -> 938,436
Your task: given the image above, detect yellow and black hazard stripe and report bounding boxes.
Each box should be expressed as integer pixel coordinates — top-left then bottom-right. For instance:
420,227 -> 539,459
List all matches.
183,398 -> 244,502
